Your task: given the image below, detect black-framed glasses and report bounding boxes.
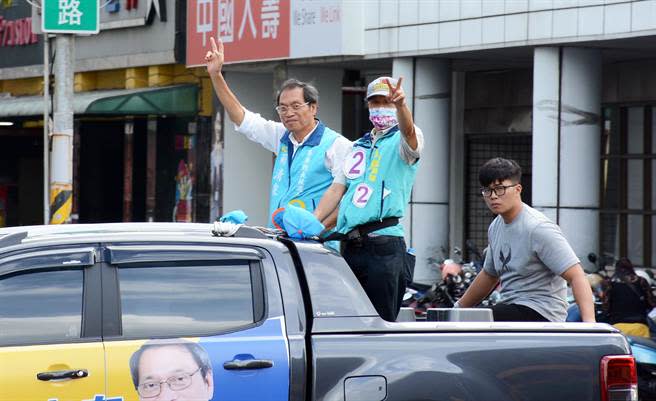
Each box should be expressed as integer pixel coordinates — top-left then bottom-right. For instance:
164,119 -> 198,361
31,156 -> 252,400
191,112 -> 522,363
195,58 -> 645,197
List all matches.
481,183 -> 519,197
275,102 -> 309,114
137,367 -> 201,398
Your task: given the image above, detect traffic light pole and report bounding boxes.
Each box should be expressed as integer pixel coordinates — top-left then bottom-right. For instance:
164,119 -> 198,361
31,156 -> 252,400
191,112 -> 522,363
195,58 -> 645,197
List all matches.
50,34 -> 74,224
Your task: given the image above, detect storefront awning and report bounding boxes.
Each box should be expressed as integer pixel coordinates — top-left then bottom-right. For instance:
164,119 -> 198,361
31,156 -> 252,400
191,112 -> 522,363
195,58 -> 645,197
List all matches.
0,84 -> 198,117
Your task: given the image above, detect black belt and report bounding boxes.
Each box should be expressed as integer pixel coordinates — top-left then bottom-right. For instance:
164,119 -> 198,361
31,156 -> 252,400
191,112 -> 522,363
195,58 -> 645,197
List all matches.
321,217 -> 399,242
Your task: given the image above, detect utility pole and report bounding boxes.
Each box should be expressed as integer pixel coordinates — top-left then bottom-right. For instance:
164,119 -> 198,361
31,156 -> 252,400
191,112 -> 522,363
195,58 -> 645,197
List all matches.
40,0 -> 99,223
49,34 -> 74,224
42,33 -> 50,224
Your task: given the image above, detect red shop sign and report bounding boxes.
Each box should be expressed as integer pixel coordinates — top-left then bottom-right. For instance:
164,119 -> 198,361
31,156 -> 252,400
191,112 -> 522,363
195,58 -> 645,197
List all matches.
187,0 -> 290,66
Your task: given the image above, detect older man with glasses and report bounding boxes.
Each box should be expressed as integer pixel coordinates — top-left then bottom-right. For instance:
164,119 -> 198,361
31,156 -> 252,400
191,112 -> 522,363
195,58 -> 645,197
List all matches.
205,38 -> 351,227
129,339 -> 213,401
455,157 -> 595,323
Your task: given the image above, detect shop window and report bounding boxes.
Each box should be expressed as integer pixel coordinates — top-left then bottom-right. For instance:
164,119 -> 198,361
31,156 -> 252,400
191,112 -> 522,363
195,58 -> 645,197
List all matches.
600,106 -> 655,267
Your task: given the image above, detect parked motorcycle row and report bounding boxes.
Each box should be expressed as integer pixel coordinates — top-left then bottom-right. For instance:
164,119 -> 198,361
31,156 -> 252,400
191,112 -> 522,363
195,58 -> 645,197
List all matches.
402,241 -> 492,320
583,253 -> 656,401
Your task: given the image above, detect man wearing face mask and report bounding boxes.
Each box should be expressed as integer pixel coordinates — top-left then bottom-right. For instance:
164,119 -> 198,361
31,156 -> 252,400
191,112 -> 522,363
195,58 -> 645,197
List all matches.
315,76 -> 424,321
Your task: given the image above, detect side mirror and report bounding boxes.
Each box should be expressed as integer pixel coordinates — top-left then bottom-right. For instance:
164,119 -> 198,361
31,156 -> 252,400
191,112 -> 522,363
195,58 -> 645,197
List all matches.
588,252 -> 598,264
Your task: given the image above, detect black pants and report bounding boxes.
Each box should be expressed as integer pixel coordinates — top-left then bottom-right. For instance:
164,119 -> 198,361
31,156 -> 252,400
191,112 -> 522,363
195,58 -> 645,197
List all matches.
342,236 -> 407,322
491,303 -> 549,322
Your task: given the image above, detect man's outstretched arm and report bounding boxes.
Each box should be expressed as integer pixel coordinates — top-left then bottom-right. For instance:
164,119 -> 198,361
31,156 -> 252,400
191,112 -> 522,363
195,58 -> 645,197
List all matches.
456,270 -> 499,308
206,37 -> 245,126
385,77 -> 417,150
314,182 -> 346,228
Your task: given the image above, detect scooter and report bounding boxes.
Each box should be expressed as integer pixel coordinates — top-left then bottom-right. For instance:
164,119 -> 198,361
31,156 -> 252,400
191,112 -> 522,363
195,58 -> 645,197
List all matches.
402,243 -> 488,319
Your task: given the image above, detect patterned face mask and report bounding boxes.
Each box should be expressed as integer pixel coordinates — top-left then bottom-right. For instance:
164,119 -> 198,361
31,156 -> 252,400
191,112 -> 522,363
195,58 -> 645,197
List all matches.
368,107 -> 398,131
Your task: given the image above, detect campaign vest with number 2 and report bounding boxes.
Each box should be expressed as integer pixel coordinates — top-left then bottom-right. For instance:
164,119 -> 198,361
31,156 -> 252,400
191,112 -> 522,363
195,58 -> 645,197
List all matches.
337,126 -> 419,237
269,122 -> 339,221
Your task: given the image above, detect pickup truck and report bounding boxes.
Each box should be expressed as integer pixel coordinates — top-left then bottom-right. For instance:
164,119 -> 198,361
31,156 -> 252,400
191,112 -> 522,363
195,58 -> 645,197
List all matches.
0,223 -> 637,401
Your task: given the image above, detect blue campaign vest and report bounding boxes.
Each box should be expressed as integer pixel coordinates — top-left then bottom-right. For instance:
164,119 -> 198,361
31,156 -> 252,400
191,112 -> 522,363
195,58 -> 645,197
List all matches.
268,122 -> 339,224
336,126 -> 419,237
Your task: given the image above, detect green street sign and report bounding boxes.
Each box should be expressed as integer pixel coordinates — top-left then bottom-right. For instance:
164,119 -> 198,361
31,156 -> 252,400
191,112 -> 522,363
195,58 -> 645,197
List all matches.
42,0 -> 99,34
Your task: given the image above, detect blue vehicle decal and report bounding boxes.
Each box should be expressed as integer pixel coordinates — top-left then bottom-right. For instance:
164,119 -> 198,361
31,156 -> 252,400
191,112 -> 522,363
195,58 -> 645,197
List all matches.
199,316 -> 290,401
48,395 -> 123,401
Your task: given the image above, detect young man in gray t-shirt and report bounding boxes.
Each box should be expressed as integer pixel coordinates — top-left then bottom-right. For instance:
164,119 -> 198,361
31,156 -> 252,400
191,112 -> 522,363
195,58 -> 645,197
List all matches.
455,158 -> 595,322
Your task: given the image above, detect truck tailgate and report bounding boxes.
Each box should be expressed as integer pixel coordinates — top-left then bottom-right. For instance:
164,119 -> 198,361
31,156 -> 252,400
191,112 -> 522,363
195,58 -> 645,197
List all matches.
310,322 -> 630,401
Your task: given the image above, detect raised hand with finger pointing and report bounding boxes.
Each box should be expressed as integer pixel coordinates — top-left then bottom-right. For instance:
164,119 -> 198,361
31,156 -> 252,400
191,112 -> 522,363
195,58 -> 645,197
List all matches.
205,37 -> 224,77
385,77 -> 406,109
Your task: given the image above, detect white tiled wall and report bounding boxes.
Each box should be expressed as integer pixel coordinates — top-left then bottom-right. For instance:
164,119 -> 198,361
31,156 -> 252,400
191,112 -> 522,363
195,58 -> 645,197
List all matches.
364,4 -> 379,29
418,1 -> 440,23
440,0 -> 461,20
482,16 -> 505,44
364,0 -> 656,57
505,0 -> 529,14
418,24 -> 439,49
461,0 -> 483,18
460,19 -> 482,46
528,10 -> 552,40
399,25 -> 419,52
379,27 -> 399,53
578,0 -> 604,6
632,0 -> 656,31
552,8 -> 578,37
380,1 -> 399,27
577,6 -> 603,36
505,13 -> 529,42
439,21 -> 460,48
483,0 -> 505,16
529,0 -> 554,12
604,3 -> 631,35
365,29 -> 379,54
552,0 -> 571,7
399,0 -> 419,25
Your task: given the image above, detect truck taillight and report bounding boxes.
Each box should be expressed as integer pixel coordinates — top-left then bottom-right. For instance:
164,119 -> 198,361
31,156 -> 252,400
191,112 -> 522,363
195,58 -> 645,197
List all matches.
600,355 -> 638,401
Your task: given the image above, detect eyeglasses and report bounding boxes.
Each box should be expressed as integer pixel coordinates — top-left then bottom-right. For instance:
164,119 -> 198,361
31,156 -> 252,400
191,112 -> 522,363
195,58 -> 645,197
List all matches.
275,102 -> 309,114
481,183 -> 519,197
137,367 -> 201,398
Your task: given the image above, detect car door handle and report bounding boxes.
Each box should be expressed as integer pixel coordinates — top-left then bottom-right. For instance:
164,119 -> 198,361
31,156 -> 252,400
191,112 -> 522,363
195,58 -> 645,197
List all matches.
223,359 -> 273,370
37,369 -> 88,381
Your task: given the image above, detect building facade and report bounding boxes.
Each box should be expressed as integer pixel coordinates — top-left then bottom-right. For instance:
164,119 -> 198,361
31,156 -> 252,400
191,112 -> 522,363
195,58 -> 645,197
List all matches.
186,0 -> 656,280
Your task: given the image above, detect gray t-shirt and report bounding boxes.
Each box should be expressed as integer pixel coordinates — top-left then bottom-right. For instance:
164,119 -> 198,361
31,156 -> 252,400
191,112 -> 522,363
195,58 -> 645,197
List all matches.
483,203 -> 580,322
